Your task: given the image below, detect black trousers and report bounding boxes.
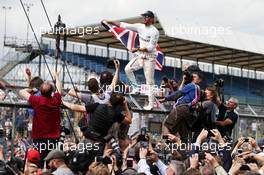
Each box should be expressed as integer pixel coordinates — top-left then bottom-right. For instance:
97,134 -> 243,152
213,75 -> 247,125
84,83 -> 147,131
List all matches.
164,105 -> 194,143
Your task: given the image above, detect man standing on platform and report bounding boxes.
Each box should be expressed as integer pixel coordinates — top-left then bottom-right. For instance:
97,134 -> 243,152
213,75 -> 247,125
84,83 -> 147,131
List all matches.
106,10 -> 160,110
19,72 -> 62,168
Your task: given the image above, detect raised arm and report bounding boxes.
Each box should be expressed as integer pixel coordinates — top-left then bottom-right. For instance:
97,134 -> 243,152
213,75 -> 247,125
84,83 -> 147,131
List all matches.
164,89 -> 184,101
215,119 -> 233,126
54,71 -> 62,95
105,20 -> 121,27
109,60 -> 120,92
19,88 -> 32,101
62,101 -> 86,112
25,68 -> 32,87
120,22 -> 141,32
68,88 -> 81,98
178,75 -> 186,90
122,99 -> 132,125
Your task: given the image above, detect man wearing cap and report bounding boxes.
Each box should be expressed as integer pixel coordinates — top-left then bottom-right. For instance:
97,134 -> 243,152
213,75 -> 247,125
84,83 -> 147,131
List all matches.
106,10 -> 159,110
23,149 -> 40,175
27,149 -> 41,165
44,150 -> 74,175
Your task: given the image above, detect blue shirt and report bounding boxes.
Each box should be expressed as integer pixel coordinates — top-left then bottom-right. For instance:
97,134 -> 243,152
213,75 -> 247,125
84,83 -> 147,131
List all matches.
27,90 -> 41,117
165,82 -> 200,108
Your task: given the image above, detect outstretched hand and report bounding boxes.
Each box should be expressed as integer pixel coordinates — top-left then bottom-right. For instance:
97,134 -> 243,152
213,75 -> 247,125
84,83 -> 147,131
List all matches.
25,68 -> 31,77
102,20 -> 114,26
130,48 -> 138,53
114,59 -> 120,70
159,98 -> 166,103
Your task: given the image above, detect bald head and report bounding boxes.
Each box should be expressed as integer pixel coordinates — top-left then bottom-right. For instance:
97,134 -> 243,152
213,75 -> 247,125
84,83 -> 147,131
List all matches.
40,81 -> 55,97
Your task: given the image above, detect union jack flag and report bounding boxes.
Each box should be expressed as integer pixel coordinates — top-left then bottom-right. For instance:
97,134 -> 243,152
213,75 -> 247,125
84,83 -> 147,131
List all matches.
101,20 -> 164,71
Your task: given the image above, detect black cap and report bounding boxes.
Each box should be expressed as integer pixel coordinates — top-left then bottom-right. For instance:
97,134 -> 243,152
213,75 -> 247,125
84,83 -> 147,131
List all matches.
141,10 -> 155,18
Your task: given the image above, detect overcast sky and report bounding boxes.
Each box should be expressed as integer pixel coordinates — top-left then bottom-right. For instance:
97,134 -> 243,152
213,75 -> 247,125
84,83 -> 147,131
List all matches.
0,0 -> 264,58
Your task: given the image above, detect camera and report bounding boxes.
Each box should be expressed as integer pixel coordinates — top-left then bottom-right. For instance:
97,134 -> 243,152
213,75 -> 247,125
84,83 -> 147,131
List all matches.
162,135 -> 168,140
239,164 -> 250,171
126,158 -> 133,168
106,57 -> 118,69
214,78 -> 224,88
162,77 -> 169,83
244,138 -> 249,142
96,156 -> 112,165
261,145 -> 264,152
109,137 -> 123,166
198,152 -> 206,160
207,128 -> 214,138
0,127 -> 4,138
223,135 -> 232,142
60,126 -> 70,141
183,65 -> 202,84
237,148 -> 243,154
137,128 -> 148,148
128,148 -> 135,158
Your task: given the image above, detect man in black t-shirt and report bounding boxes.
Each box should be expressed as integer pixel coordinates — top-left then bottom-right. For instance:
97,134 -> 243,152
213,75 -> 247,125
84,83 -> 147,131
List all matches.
215,97 -> 238,137
63,93 -> 132,140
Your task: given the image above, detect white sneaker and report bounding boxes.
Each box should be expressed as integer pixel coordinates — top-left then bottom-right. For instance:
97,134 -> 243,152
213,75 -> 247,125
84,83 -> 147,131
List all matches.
143,104 -> 154,111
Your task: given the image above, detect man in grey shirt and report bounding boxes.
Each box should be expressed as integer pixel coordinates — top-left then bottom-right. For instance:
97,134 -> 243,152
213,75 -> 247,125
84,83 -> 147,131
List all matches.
44,150 -> 74,175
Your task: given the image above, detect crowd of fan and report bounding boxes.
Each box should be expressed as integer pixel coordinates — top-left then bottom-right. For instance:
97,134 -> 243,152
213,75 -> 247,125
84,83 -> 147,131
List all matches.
0,62 -> 262,175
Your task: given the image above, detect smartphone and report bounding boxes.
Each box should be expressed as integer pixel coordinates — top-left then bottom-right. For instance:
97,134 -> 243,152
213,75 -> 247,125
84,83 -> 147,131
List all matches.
140,141 -> 148,148
96,156 -> 112,165
198,152 -> 206,160
137,134 -> 147,142
128,148 -> 135,158
162,135 -> 168,140
244,138 -> 249,142
206,128 -> 214,137
240,164 -> 250,171
237,149 -> 243,154
126,158 -> 133,168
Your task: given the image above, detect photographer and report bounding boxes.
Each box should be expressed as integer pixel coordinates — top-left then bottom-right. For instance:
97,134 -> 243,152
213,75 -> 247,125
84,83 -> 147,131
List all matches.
63,92 -> 132,169
185,129 -> 230,175
231,137 -> 262,158
63,92 -> 131,137
160,72 -> 202,143
228,150 -> 264,175
192,86 -> 219,141
68,59 -> 120,104
215,97 -> 239,138
160,77 -> 178,97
